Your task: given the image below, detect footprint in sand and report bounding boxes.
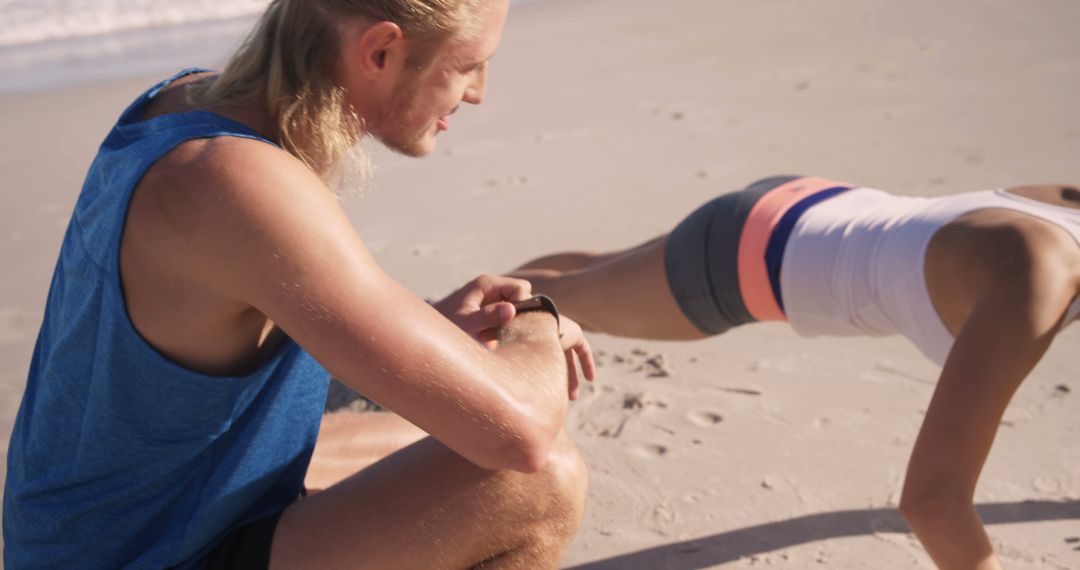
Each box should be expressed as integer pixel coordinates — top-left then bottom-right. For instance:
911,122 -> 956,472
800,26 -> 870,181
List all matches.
623,392 -> 668,412
746,357 -> 798,375
630,444 -> 669,459
859,362 -> 934,386
687,411 -> 724,427
1032,475 -> 1066,494
484,175 -> 529,188
682,491 -> 703,504
608,349 -> 674,378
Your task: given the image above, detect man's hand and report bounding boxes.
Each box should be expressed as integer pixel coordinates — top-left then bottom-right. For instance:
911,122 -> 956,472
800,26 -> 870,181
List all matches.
557,316 -> 596,401
432,274 -> 532,345
433,274 -> 596,400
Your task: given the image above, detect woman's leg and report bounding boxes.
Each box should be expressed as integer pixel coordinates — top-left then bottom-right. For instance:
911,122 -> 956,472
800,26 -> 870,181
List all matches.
275,414 -> 588,569
514,245 -> 642,273
511,176 -> 805,341
514,236 -> 708,340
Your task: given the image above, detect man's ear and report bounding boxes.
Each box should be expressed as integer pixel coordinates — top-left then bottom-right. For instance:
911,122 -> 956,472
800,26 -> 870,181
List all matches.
353,21 -> 405,79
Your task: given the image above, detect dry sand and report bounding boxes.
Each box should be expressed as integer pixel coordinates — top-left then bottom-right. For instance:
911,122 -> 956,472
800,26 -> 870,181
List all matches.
2,0 -> 1078,567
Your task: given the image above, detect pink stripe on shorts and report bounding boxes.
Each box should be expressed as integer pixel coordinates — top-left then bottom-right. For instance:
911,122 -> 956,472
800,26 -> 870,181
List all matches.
736,176 -> 851,321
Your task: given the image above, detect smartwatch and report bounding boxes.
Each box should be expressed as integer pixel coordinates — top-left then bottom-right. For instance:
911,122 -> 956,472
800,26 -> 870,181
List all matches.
511,294 -> 561,331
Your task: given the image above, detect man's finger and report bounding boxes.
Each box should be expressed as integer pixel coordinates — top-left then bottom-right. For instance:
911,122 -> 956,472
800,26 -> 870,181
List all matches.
566,351 -> 580,400
458,281 -> 488,310
457,301 -> 515,334
477,329 -> 500,350
576,340 -> 597,381
481,276 -> 532,304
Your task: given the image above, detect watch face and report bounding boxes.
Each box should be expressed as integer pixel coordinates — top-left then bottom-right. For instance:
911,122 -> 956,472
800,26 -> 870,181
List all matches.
516,299 -> 542,311
512,295 -> 560,328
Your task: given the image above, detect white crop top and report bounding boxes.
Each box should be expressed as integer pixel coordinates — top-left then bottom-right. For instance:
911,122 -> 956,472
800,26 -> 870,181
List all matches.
780,188 -> 1080,366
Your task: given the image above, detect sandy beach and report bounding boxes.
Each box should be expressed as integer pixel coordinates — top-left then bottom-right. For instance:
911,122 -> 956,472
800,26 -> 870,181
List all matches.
2,0 -> 1079,567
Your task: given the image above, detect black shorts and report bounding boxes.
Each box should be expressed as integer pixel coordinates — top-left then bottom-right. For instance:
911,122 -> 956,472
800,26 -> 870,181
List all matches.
202,510 -> 285,570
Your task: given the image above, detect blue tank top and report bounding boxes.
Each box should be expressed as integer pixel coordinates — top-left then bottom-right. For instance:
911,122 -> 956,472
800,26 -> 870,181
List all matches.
3,70 -> 330,569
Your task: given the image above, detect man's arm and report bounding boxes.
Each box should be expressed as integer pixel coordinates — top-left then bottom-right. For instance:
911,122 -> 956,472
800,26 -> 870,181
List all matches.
149,137 -> 576,473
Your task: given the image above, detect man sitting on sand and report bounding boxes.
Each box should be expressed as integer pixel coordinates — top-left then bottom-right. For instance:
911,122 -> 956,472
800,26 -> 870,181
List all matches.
3,1 -> 595,568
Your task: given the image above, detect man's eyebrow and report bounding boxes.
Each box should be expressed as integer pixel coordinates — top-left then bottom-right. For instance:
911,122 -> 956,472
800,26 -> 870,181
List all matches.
463,54 -> 494,68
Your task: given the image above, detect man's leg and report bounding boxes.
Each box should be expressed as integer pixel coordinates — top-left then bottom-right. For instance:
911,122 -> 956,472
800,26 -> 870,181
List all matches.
304,412 -> 428,491
273,416 -> 588,569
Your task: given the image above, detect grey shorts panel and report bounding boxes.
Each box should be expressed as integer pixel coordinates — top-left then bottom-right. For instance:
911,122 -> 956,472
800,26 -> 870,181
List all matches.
663,176 -> 800,335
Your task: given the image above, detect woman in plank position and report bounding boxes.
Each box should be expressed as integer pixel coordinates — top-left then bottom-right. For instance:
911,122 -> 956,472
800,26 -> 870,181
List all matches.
513,175 -> 1080,570
4,1 -> 596,568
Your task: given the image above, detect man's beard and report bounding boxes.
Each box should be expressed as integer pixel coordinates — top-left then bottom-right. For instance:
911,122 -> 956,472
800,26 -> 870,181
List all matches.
372,105 -> 432,158
323,137 -> 374,197
370,73 -> 434,159
380,127 -> 430,158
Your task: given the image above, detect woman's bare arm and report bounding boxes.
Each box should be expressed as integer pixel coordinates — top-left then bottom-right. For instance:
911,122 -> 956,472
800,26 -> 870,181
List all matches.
901,229 -> 1078,569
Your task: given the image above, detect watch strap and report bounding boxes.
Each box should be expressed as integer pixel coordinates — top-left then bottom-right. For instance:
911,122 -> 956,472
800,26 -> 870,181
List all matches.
511,294 -> 560,331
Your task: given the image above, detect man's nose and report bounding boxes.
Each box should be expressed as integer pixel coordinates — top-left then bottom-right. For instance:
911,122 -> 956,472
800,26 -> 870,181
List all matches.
463,72 -> 487,105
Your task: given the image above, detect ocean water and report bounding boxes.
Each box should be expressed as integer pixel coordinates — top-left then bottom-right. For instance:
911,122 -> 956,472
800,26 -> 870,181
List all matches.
0,0 -> 269,47
0,0 -> 268,93
0,0 -> 532,94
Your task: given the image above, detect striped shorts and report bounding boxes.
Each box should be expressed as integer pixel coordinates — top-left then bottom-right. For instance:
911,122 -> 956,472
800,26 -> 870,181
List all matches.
663,175 -> 854,335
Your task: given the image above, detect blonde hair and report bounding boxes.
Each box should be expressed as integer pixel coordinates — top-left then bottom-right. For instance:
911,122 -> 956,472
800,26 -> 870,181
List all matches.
192,0 -> 488,190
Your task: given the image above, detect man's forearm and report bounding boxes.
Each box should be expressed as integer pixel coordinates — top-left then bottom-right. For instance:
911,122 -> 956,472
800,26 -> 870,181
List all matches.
497,310 -> 561,347
494,311 -> 567,405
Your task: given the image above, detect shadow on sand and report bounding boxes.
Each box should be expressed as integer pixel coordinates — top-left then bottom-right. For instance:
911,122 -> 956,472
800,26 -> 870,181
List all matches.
565,500 -> 1080,570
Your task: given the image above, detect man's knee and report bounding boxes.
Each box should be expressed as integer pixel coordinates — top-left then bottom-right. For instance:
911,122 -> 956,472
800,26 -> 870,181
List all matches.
530,431 -> 589,540
549,432 -> 588,503
480,430 -> 587,551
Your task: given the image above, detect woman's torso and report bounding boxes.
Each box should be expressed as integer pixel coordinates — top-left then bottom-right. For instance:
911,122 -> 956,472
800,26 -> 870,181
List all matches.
779,184 -> 1080,365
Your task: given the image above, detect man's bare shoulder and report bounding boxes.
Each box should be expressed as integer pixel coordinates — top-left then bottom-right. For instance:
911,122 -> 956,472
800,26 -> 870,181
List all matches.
133,135 -> 341,241
150,135 -> 328,204
126,134 -> 351,297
